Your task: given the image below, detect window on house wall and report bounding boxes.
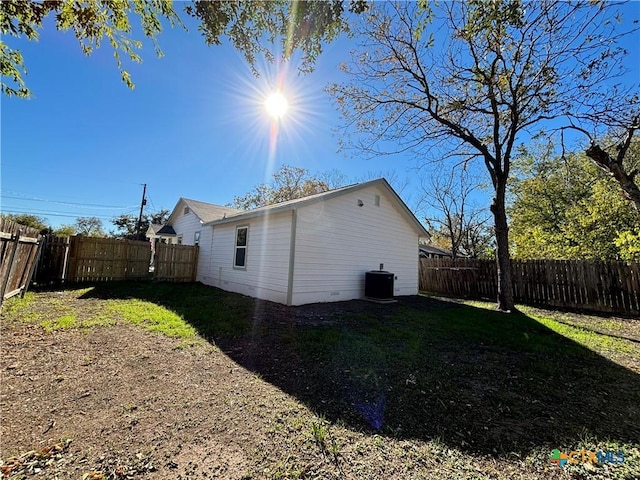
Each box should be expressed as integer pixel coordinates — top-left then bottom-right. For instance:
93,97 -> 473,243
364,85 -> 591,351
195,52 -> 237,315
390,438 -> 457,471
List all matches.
177,235 -> 183,245
234,226 -> 248,269
194,231 -> 200,246
184,206 -> 190,215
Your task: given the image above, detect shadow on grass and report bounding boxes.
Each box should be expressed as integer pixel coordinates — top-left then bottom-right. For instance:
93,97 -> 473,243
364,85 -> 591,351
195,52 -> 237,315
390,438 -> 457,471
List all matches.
79,281 -> 640,456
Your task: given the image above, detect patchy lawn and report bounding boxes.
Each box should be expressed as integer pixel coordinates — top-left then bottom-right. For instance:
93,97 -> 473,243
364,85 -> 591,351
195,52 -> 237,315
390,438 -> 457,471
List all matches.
1,283 -> 639,479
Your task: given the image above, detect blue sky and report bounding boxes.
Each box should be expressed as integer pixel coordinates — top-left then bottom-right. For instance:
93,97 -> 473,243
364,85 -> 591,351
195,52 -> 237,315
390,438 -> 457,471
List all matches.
2,12 -> 396,229
1,3 -> 639,230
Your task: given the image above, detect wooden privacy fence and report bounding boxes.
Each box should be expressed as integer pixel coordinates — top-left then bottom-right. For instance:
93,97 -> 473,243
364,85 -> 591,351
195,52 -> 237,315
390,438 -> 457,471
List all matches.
154,243 -> 199,282
0,219 -> 42,306
30,235 -> 199,284
35,235 -> 71,284
420,257 -> 640,316
67,236 -> 152,282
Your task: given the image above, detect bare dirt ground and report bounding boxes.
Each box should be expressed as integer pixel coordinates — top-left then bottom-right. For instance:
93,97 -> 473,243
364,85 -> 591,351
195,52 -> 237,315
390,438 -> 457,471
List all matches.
1,286 -> 638,479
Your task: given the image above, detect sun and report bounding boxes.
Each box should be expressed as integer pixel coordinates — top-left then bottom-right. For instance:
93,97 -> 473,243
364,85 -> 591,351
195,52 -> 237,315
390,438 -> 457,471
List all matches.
265,92 -> 289,119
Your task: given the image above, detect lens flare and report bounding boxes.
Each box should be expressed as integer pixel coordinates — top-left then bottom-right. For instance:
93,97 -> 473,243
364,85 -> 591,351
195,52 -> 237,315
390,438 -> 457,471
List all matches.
265,92 -> 289,119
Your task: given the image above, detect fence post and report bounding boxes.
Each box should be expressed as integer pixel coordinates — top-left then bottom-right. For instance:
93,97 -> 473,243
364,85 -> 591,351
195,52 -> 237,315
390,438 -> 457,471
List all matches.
21,236 -> 44,298
67,236 -> 79,283
191,246 -> 199,282
0,230 -> 22,306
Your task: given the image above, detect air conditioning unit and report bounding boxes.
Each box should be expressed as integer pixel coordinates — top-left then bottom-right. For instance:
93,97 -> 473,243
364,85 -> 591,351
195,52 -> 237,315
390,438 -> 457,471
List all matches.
365,270 -> 394,300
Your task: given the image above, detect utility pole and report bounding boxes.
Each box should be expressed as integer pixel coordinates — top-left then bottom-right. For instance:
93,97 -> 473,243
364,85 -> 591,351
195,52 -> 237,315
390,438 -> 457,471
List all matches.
136,183 -> 147,240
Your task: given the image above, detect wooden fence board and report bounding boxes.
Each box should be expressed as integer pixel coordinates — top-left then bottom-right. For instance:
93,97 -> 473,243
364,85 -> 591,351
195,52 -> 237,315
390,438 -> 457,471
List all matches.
67,236 -> 151,282
154,244 -> 198,282
35,235 -> 70,284
419,257 -> 640,316
0,218 -> 42,306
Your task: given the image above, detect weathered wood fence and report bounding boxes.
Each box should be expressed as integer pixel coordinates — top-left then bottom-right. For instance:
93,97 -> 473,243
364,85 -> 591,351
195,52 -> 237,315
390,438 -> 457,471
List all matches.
67,236 -> 152,282
420,258 -> 640,316
30,236 -> 199,285
35,235 -> 71,284
154,243 -> 199,282
0,219 -> 42,306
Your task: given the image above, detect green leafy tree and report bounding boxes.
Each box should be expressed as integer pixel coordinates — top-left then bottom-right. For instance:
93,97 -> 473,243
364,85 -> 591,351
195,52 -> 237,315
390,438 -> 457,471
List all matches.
330,1 -> 636,311
564,179 -> 640,260
581,117 -> 640,212
74,216 -> 105,237
54,224 -> 76,237
2,0 -> 367,98
111,209 -> 169,239
1,0 -> 181,97
615,230 -> 640,262
232,165 -> 330,210
509,150 -> 640,260
0,213 -> 52,234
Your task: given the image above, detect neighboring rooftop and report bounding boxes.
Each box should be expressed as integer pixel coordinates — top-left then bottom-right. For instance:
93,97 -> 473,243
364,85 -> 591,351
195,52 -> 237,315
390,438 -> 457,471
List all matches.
179,198 -> 243,224
147,224 -> 176,235
419,244 -> 453,257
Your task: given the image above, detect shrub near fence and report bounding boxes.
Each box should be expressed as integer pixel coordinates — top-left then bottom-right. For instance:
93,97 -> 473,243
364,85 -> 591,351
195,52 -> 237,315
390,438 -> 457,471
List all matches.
419,258 -> 640,316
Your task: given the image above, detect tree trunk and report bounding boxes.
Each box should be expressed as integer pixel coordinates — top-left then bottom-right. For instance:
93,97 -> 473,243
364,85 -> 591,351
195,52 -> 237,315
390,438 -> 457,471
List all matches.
491,180 -> 516,312
586,144 -> 640,212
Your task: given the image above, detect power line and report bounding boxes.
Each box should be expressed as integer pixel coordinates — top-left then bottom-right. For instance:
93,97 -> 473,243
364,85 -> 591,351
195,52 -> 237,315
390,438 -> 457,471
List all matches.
1,209 -> 118,220
0,194 -> 137,210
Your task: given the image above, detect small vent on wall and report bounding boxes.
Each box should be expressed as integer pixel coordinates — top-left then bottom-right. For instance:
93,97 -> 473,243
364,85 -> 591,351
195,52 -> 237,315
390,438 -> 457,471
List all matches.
374,195 -> 380,207
184,206 -> 190,215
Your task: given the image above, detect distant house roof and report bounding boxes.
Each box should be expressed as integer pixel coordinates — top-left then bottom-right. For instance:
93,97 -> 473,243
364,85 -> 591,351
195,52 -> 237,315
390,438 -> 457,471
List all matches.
146,224 -> 176,237
419,244 -> 453,257
167,198 -> 243,226
205,178 -> 429,237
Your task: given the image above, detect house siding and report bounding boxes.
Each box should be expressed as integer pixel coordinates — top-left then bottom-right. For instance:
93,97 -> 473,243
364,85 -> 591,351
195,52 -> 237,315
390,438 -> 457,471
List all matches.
201,211 -> 292,304
169,203 -> 211,282
291,185 -> 419,305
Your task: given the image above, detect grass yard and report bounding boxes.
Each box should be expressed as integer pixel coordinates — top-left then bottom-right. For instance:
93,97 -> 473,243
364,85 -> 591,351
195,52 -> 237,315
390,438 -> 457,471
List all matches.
1,282 -> 639,479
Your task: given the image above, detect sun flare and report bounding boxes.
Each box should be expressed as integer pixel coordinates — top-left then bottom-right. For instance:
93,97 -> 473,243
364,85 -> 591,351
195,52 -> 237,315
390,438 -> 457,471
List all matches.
265,92 -> 289,119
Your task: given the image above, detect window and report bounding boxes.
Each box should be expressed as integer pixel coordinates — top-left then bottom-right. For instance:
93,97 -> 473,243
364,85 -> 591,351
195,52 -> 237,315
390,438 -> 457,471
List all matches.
194,231 -> 201,246
177,235 -> 183,245
234,226 -> 248,268
184,206 -> 190,215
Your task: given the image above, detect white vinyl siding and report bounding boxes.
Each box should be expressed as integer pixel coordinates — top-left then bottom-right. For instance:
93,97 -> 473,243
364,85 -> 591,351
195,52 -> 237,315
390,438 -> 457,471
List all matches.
201,211 -> 292,304
291,185 -> 419,305
169,200 -> 212,282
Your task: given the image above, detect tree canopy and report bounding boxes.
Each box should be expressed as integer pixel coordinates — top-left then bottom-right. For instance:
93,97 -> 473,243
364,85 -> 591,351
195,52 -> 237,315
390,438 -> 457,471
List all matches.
509,146 -> 640,261
0,213 -> 52,234
74,216 -> 106,237
231,165 -> 330,210
1,0 -> 367,98
111,209 -> 169,239
330,0 -> 638,311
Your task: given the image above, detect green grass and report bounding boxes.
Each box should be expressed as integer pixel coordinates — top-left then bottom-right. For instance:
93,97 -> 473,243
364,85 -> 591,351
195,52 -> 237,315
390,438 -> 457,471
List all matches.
41,314 -> 78,332
3,282 -> 639,479
107,299 -> 197,339
463,300 -> 639,357
1,292 -> 36,315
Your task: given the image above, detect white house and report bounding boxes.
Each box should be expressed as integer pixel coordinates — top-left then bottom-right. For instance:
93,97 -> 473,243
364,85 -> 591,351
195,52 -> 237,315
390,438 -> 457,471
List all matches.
159,198 -> 242,280
179,178 -> 428,306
